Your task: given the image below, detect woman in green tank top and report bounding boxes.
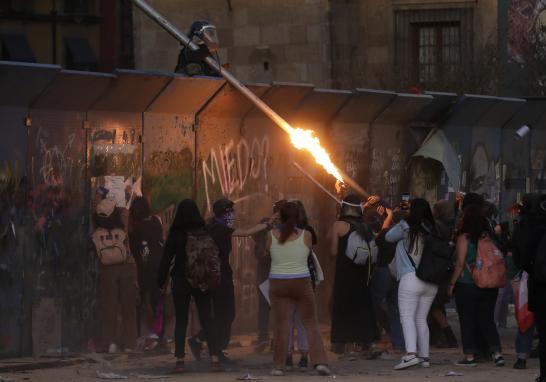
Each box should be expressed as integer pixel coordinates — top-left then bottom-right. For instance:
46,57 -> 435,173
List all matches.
447,205 -> 504,367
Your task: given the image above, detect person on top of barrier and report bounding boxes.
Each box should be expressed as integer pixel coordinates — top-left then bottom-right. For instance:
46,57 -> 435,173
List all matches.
174,20 -> 222,77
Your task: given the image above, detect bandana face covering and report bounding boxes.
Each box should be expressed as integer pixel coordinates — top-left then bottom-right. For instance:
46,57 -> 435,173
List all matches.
221,211 -> 235,228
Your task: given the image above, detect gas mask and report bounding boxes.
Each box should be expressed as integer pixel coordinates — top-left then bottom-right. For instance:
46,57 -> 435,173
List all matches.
340,200 -> 364,217
193,24 -> 219,52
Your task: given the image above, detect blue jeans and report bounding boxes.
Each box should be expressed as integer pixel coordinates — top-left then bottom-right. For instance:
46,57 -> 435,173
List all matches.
288,307 -> 309,353
516,324 -> 536,359
371,266 -> 405,349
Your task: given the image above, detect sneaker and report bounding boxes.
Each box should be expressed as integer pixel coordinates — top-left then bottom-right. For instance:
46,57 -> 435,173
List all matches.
297,354 -> 309,369
174,360 -> 185,373
108,343 -> 117,354
493,354 -> 505,367
394,354 -> 420,370
219,351 -> 237,366
419,358 -> 430,368
455,358 -> 477,367
285,355 -> 294,371
315,364 -> 332,376
188,337 -> 202,361
513,358 -> 526,369
270,369 -> 284,376
367,345 -> 383,360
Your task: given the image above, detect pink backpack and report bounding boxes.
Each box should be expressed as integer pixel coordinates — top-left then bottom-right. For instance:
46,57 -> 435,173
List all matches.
467,235 -> 506,289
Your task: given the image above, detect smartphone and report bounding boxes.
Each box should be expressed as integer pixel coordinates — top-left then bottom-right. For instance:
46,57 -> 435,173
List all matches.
401,193 -> 410,203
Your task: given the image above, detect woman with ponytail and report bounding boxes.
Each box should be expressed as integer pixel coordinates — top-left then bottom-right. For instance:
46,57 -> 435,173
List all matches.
265,201 -> 330,376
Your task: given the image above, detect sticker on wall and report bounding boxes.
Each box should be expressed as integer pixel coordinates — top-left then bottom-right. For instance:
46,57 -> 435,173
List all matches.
104,176 -> 128,208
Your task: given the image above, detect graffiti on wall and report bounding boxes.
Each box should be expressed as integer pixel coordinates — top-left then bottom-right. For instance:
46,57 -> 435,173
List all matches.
0,118 -> 93,356
508,0 -> 546,63
147,148 -> 193,212
231,236 -> 260,332
202,136 -> 270,212
468,145 -> 501,202
32,125 -> 94,352
89,129 -> 141,178
371,147 -> 402,206
0,160 -> 27,356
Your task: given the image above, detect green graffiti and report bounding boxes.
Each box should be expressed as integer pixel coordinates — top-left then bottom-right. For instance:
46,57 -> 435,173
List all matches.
146,148 -> 194,212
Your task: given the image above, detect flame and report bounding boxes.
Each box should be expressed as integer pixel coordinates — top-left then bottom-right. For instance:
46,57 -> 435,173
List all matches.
289,127 -> 344,183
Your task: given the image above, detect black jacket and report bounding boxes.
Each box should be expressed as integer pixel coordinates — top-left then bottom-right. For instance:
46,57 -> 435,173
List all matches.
513,216 -> 546,313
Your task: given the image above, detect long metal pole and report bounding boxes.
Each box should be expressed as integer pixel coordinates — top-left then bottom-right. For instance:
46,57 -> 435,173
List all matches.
293,161 -> 341,204
131,0 -> 369,199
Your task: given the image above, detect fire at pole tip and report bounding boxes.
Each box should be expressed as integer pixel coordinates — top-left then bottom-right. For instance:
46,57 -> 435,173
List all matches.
131,0 -> 369,199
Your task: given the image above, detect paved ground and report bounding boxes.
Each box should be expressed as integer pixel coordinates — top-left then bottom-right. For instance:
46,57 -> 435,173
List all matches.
0,317 -> 540,382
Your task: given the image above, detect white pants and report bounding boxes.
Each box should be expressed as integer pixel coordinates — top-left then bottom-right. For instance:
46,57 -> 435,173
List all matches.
398,272 -> 438,358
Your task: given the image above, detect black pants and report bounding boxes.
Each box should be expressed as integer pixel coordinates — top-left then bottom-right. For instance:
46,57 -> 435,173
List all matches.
257,258 -> 270,343
198,276 -> 236,351
172,277 -> 218,358
454,283 -> 501,355
535,308 -> 546,378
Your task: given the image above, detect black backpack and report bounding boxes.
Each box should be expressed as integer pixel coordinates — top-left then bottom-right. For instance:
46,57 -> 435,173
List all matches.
409,224 -> 454,285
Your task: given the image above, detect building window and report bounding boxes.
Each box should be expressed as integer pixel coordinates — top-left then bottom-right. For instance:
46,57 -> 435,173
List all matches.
64,36 -> 98,71
395,8 -> 473,89
415,23 -> 461,84
0,32 -> 36,63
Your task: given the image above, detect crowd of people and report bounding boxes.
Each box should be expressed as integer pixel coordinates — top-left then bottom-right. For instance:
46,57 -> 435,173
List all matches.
89,186 -> 546,381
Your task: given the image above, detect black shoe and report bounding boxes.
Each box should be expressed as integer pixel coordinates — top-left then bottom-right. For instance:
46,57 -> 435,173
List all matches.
297,354 -> 308,369
513,358 -> 526,369
219,351 -> 237,366
188,337 -> 202,361
455,358 -> 477,367
286,355 -> 294,371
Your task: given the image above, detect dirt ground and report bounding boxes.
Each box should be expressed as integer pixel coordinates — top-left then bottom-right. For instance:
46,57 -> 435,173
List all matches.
0,317 -> 540,382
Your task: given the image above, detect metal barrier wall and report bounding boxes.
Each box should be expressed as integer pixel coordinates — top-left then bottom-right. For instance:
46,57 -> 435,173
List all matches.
369,93 -> 433,206
0,61 -> 543,356
0,62 -> 61,357
27,69 -> 114,355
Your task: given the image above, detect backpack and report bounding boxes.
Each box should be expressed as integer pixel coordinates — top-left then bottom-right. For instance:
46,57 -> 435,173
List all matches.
345,222 -> 379,266
532,229 -> 546,283
467,235 -> 507,288
92,227 -> 128,265
185,229 -> 221,291
414,225 -> 454,285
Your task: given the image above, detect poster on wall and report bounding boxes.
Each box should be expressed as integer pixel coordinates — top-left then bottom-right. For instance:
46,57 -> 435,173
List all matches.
508,0 -> 546,63
104,176 -> 127,208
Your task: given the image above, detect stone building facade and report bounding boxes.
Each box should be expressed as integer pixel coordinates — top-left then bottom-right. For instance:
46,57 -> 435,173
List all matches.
132,0 -> 499,92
